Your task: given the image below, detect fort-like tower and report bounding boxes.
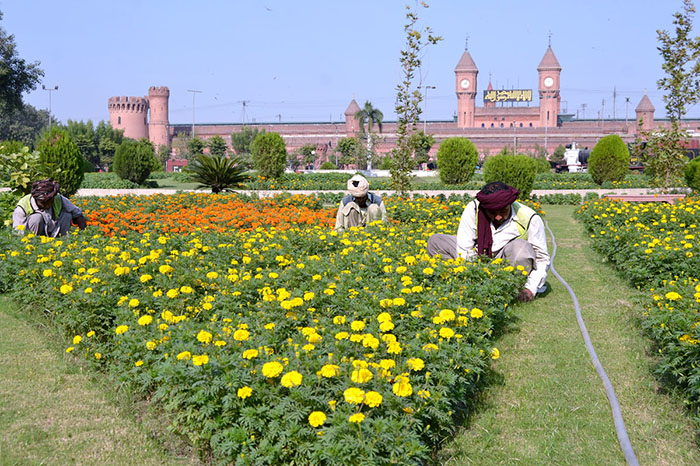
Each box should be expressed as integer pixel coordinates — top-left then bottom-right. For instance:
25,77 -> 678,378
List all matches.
108,95 -> 149,140
537,46 -> 562,127
455,47 -> 478,128
635,93 -> 655,131
148,86 -> 170,148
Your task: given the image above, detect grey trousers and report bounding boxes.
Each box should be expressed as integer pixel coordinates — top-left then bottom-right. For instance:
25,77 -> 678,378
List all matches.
427,233 -> 536,273
26,210 -> 73,237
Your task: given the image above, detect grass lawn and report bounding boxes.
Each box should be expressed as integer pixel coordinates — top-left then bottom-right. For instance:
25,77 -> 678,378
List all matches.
0,296 -> 201,466
440,205 -> 700,465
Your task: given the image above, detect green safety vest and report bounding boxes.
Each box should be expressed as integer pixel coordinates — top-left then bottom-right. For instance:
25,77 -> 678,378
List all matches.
17,194 -> 62,219
474,200 -> 537,240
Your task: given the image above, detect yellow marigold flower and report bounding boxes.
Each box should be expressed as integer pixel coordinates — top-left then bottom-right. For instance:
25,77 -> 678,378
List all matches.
53,260 -> 62,267
60,284 -> 73,294
417,389 -> 431,399
351,368 -> 373,384
438,309 -> 455,322
281,370 -> 303,388
138,315 -> 153,326
312,274 -> 322,281
387,342 -> 402,354
135,360 -> 144,367
379,321 -> 395,332
180,286 -> 193,294
84,287 -> 93,294
265,322 -> 275,330
324,288 -> 335,296
344,387 -> 365,405
349,413 -> 365,423
303,291 -> 315,301
377,312 -> 392,323
140,274 -> 152,283
65,346 -> 74,353
392,297 -> 406,306
439,327 -> 455,339
423,267 -> 434,275
365,391 -> 383,407
470,308 -> 484,318
197,330 -> 213,344
335,332 -> 349,340
233,329 -> 250,341
491,347 -> 500,360
94,353 -> 101,359
115,325 -> 128,335
262,361 -> 284,378
192,354 -> 209,366
302,343 -> 315,352
392,375 -> 413,397
350,320 -> 365,331
73,335 -> 82,345
308,411 -> 326,427
319,364 -> 340,378
86,331 -> 95,337
665,291 -> 682,301
214,340 -> 226,347
242,349 -> 259,359
379,359 -> 395,370
333,315 -> 346,325
166,289 -> 179,299
422,343 -> 438,352
380,298 -> 393,308
407,358 -> 425,371
146,341 -> 157,350
237,386 -> 252,399
202,302 -> 213,310
206,271 -> 219,280
177,351 -> 191,360
43,269 -> 53,277
159,264 -> 173,274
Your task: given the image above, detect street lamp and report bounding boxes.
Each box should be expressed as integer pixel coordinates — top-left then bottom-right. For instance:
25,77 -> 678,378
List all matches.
42,84 -> 58,127
187,89 -> 202,137
513,121 -> 517,155
419,85 -> 436,132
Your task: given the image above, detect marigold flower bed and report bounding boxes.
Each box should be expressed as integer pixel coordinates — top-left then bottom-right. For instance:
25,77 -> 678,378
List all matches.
0,195 -> 528,464
576,197 -> 700,430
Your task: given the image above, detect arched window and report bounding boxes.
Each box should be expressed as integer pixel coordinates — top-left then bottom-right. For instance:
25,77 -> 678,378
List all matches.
481,123 -> 485,128
500,123 -> 504,128
490,123 -> 494,127
520,123 -> 523,127
118,116 -> 121,125
529,122 -> 533,127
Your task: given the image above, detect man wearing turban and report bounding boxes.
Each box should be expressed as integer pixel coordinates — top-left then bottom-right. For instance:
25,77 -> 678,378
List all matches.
12,179 -> 87,237
427,182 -> 549,302
334,174 -> 387,231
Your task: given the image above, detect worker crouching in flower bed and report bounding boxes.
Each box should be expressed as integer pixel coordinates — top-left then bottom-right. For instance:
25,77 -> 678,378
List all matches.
12,179 -> 87,237
427,181 -> 550,302
334,174 -> 387,232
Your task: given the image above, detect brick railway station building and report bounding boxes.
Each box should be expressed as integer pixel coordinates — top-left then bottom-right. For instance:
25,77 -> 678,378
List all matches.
108,45 -> 699,169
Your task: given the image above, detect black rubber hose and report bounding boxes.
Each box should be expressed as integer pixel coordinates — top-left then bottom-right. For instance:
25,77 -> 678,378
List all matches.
544,220 -> 639,466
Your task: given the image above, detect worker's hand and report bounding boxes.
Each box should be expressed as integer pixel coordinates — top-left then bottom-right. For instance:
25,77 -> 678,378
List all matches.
518,289 -> 534,302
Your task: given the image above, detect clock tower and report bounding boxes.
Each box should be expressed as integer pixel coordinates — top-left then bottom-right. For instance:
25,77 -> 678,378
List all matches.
537,45 -> 561,127
455,47 -> 478,128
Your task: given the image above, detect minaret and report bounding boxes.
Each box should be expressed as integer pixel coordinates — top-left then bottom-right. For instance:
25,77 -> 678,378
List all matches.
635,92 -> 656,131
148,86 -> 170,148
344,99 -> 361,136
484,78 -> 495,109
455,37 -> 478,128
537,43 -> 562,128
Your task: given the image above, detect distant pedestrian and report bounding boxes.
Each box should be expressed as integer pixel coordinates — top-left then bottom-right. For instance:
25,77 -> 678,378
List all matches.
12,179 -> 87,237
334,174 -> 387,232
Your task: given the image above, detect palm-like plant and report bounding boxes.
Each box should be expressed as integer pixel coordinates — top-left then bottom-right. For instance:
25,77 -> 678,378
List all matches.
185,153 -> 249,193
355,101 -> 383,171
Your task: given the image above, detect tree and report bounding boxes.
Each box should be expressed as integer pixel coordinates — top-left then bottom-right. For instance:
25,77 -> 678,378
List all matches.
112,138 -> 158,185
294,143 -> 317,169
208,135 -> 228,157
390,2 -> 442,194
187,137 -> 206,158
636,122 -> 688,189
36,128 -> 84,197
0,12 -> 44,114
408,130 -> 434,168
65,119 -> 98,168
588,134 -> 629,185
0,103 -> 50,147
335,137 -> 364,169
251,132 -> 287,179
231,126 -> 264,154
186,153 -> 248,193
95,121 -> 124,169
355,101 -> 383,171
551,144 -> 566,163
156,144 -> 170,169
657,0 -> 700,122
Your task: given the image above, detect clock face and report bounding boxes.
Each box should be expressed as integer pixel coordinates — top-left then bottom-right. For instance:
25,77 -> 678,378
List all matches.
460,79 -> 470,89
543,77 -> 554,88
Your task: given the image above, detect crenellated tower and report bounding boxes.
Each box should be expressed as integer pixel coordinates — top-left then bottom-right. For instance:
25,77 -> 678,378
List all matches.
108,95 -> 149,141
148,86 -> 170,148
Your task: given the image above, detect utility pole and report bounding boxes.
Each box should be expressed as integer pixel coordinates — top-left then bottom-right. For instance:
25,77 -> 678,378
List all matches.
513,121 -> 517,155
625,97 -> 630,128
582,103 -> 587,119
187,89 -> 201,137
42,84 -> 59,128
418,85 -> 436,132
601,99 -> 605,128
613,86 -> 617,121
240,100 -> 249,123
276,114 -> 282,123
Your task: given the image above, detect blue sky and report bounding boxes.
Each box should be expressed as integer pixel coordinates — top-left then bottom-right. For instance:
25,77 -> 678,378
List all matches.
1,0 -> 695,125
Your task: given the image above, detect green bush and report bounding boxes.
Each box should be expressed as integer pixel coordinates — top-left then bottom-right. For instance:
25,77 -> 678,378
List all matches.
36,128 -> 84,197
483,154 -> 537,199
251,132 -> 287,179
684,157 -> 700,192
533,156 -> 551,173
319,161 -> 336,170
186,154 -> 248,193
588,135 -> 629,185
436,137 -> 478,185
80,172 -> 141,189
551,144 -> 566,163
0,142 -> 47,194
112,139 -> 159,185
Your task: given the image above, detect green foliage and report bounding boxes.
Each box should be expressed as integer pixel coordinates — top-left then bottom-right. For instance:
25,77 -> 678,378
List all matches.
80,172 -> 142,189
0,191 -> 20,226
292,143 -> 317,170
390,2 -> 442,194
95,121 -> 124,168
112,139 -> 158,185
533,156 -> 551,173
185,153 -> 249,193
355,101 -> 384,171
684,156 -> 700,191
483,154 -> 537,199
551,144 -> 566,163
377,155 -> 394,170
187,137 -> 205,158
207,135 -> 228,157
36,127 -> 84,197
335,137 -> 364,169
155,144 -> 170,169
0,103 -> 49,148
319,161 -> 336,170
657,0 -> 700,121
251,132 -> 287,179
0,142 -> 53,195
588,134 -> 629,185
231,126 -> 264,155
436,137 -> 478,185
637,122 -> 688,190
408,130 -> 434,167
63,120 -> 124,170
0,12 -> 44,114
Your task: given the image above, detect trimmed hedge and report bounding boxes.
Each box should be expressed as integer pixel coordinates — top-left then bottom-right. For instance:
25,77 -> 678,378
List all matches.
436,137 -> 478,185
113,139 -> 159,185
589,135 -> 629,185
483,154 -> 537,199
